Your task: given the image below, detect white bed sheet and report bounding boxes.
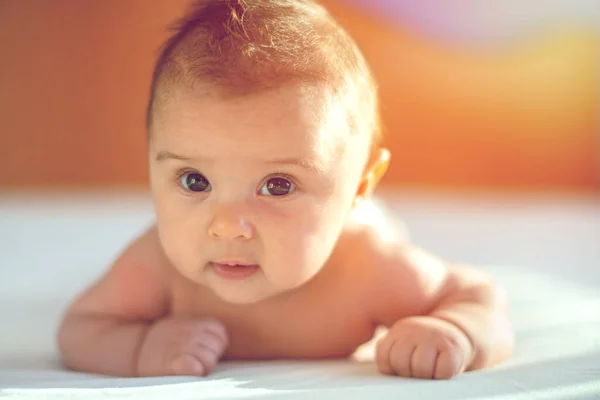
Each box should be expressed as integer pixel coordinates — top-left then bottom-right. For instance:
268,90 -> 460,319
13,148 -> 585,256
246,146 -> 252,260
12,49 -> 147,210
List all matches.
1,190 -> 599,399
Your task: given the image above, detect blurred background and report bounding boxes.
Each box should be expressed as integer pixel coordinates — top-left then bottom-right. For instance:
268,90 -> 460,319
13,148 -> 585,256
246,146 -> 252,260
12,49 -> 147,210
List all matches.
0,0 -> 598,194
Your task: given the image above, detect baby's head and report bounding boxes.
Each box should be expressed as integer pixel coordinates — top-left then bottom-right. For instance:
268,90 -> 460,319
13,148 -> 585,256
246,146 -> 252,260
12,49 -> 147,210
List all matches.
147,0 -> 389,304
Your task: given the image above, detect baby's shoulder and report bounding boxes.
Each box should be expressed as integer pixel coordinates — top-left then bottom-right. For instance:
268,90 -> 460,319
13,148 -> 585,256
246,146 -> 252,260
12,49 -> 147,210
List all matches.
332,200 -> 451,323
322,199 -> 414,308
328,199 -> 403,275
111,224 -> 176,283
65,224 -> 174,319
340,197 -> 408,250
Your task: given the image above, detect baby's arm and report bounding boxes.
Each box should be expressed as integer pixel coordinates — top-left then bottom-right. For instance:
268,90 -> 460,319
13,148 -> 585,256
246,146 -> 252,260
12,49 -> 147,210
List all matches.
346,222 -> 513,379
57,226 -> 227,377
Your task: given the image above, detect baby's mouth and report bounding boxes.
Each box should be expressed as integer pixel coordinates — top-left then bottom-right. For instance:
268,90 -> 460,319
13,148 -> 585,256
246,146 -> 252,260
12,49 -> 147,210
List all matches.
208,260 -> 260,281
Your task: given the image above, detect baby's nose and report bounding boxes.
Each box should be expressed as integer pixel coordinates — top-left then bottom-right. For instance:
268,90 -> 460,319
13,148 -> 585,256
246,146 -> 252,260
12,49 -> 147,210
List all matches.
208,206 -> 253,240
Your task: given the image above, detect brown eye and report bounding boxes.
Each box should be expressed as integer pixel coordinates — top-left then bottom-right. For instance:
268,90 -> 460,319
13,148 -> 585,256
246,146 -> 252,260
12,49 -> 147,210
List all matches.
180,172 -> 211,192
259,177 -> 295,196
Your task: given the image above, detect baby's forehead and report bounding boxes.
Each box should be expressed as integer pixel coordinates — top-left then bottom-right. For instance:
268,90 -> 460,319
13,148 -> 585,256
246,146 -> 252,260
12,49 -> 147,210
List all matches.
152,82 -> 369,169
157,81 -> 348,135
153,80 -> 373,167
161,80 -> 350,128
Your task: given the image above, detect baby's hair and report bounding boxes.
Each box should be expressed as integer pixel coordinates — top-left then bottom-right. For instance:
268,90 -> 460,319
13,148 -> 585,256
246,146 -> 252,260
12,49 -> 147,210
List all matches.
146,0 -> 381,146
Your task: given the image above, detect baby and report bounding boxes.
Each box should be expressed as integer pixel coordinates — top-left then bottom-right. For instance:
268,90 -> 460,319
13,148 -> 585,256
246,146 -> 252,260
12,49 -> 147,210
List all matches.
58,0 -> 513,380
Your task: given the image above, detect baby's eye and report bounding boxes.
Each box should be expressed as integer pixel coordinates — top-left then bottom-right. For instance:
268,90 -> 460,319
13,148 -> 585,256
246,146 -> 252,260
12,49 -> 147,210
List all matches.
259,177 -> 295,197
180,172 -> 211,192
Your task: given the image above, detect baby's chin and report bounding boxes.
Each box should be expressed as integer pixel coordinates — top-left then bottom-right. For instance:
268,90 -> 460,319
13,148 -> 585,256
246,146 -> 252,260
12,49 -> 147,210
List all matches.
181,261 -> 321,305
203,269 -> 286,305
208,273 -> 319,306
213,289 -> 275,305
208,282 -> 285,305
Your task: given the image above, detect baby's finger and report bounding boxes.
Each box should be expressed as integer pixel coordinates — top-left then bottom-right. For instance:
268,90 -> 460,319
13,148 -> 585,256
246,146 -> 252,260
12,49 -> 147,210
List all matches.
200,328 -> 228,352
375,336 -> 394,375
433,350 -> 462,380
193,331 -> 227,353
389,341 -> 416,377
410,344 -> 438,379
190,337 -> 225,365
168,353 -> 206,376
168,346 -> 217,376
198,319 -> 229,346
189,340 -> 223,373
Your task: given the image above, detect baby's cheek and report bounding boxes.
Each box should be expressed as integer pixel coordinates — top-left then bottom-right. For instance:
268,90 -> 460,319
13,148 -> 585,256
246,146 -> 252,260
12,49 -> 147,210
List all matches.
276,232 -> 329,285
157,227 -> 182,265
158,220 -> 198,272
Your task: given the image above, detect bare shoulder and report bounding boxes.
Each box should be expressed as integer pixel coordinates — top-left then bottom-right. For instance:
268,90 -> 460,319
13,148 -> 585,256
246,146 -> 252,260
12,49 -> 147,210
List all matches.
334,198 -> 407,264
335,199 -> 451,326
345,197 -> 409,244
326,198 -> 407,297
65,224 -> 172,320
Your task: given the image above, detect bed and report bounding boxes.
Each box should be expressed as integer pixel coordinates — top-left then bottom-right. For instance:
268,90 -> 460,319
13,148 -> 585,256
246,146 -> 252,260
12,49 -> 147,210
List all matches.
1,190 -> 599,399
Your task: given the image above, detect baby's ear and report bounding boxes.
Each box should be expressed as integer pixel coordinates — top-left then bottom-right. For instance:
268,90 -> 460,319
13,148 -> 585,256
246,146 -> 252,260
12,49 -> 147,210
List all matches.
354,148 -> 390,206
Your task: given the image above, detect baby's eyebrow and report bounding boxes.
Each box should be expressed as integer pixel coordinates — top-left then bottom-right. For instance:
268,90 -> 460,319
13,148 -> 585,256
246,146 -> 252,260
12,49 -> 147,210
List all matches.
155,151 -> 325,173
266,158 -> 323,173
155,151 -> 193,162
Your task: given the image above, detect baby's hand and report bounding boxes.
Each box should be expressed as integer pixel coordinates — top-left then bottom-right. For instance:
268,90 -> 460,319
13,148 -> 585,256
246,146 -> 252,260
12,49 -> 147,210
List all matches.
137,317 -> 228,377
375,316 -> 473,379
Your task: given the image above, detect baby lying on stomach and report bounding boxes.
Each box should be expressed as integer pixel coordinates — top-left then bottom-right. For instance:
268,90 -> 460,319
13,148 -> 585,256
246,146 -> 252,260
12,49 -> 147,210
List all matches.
58,0 -> 514,380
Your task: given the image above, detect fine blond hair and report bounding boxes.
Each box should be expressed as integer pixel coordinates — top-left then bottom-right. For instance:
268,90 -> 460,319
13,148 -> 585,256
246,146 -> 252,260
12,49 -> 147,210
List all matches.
146,0 -> 380,147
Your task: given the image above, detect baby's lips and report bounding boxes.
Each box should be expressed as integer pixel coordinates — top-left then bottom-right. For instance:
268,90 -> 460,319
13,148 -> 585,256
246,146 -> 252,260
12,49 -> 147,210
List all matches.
211,257 -> 257,267
210,262 -> 260,280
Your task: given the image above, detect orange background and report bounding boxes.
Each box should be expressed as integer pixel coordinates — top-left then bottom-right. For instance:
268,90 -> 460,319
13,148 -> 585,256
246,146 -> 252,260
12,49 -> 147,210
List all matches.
0,0 -> 598,192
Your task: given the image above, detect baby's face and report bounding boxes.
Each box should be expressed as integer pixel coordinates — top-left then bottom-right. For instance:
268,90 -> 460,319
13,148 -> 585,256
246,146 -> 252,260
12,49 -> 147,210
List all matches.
149,82 -> 369,304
